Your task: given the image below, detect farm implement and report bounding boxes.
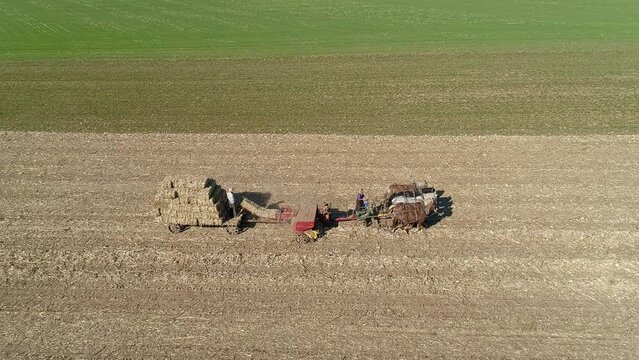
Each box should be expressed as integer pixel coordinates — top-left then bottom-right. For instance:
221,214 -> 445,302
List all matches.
239,198 -> 330,242
154,177 -> 329,242
154,176 -> 438,241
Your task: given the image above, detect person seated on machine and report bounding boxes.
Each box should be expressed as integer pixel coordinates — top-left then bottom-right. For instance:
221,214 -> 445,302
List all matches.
356,189 -> 366,210
319,202 -> 331,223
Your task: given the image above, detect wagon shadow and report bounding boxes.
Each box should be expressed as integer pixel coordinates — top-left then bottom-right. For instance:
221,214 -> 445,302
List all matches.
427,189 -> 453,228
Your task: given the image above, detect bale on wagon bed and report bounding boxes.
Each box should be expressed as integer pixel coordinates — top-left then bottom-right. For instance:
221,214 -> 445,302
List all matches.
154,176 -> 237,233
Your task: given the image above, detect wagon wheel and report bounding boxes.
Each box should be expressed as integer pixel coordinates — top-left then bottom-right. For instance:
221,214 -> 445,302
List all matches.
226,225 -> 240,235
168,223 -> 183,234
295,233 -> 312,244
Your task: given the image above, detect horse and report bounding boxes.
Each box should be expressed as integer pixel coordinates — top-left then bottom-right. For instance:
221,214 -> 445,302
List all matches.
386,183 -> 418,200
390,197 -> 438,233
385,183 -> 420,209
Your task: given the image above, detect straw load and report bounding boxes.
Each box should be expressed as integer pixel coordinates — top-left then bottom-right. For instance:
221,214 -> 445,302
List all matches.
240,198 -> 280,220
154,176 -> 231,226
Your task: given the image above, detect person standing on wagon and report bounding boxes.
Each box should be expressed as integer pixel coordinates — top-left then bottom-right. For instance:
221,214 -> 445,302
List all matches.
227,187 -> 237,217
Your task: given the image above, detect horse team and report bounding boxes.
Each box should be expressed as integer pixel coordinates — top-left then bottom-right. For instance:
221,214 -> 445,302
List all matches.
381,182 -> 439,232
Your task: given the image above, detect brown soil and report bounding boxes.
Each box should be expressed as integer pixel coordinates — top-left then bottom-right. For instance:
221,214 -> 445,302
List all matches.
1,132 -> 638,358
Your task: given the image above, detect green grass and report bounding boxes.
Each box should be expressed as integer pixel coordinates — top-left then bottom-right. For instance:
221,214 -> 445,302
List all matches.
1,0 -> 638,134
2,49 -> 637,135
0,0 -> 637,58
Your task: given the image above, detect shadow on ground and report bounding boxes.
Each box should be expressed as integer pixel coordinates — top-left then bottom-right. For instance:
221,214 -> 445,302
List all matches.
427,189 -> 454,227
237,192 -> 271,206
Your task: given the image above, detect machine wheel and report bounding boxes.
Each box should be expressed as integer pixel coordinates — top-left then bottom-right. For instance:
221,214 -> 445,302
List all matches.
168,223 -> 183,233
296,234 -> 310,244
226,226 -> 240,235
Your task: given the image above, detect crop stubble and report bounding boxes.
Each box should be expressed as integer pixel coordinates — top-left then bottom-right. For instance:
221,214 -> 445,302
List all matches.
0,132 -> 638,358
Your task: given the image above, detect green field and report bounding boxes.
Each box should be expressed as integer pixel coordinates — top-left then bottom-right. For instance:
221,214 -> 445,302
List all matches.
1,0 -> 637,58
1,0 -> 638,134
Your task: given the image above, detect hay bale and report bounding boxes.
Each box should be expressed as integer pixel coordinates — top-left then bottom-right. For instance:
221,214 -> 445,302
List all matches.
154,196 -> 175,211
240,198 -> 279,219
198,206 -> 225,226
162,177 -> 175,190
155,176 -> 231,225
154,190 -> 176,206
162,176 -> 217,189
155,188 -> 178,200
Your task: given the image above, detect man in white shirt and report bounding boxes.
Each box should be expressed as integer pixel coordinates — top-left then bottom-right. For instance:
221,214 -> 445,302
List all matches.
227,187 -> 237,217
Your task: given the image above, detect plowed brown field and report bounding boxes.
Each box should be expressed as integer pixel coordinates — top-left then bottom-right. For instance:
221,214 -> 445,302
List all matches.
1,132 -> 638,358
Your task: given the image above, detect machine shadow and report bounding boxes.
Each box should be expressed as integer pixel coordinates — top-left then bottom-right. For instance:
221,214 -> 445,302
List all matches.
236,192 -> 272,230
427,189 -> 453,227
237,192 -> 271,206
318,206 -> 349,234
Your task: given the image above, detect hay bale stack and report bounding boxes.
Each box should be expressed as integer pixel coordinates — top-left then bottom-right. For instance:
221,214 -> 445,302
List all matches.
155,176 -> 231,226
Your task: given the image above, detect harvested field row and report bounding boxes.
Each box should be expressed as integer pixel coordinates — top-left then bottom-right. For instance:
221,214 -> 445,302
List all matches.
0,132 -> 638,358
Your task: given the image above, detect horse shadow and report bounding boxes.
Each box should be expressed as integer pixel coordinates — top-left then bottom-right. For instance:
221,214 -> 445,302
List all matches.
427,189 -> 453,227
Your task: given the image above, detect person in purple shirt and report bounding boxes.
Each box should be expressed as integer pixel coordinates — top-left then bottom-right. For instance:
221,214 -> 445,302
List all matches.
356,189 -> 366,210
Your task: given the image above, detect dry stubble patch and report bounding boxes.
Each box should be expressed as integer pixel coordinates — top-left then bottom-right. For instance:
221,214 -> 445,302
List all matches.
0,132 -> 638,358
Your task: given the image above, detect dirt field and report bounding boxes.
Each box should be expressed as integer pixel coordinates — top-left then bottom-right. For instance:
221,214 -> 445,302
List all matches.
1,132 -> 638,358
